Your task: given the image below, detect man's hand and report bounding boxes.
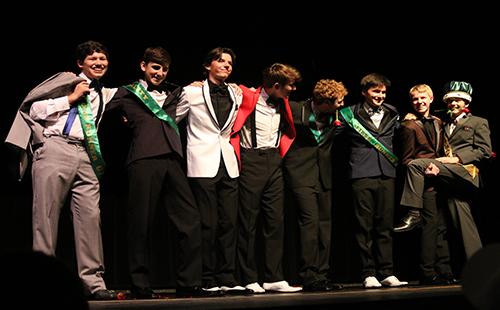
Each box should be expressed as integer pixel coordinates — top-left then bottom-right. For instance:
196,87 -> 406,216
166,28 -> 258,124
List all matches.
435,156 -> 460,164
68,81 -> 90,105
189,81 -> 203,87
404,113 -> 417,121
229,83 -> 242,96
425,162 -> 440,176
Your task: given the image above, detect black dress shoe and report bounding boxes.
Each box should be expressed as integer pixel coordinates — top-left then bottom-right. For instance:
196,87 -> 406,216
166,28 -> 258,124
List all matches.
440,273 -> 460,285
394,211 -> 422,232
176,286 -> 224,298
130,286 -> 158,299
91,289 -> 116,300
303,280 -> 343,292
420,275 -> 450,286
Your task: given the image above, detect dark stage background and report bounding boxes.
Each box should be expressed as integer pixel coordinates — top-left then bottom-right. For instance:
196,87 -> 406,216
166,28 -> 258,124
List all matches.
1,6 -> 498,290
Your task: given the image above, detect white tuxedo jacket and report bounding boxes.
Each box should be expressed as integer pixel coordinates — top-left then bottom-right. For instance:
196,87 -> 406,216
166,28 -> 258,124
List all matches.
176,80 -> 242,178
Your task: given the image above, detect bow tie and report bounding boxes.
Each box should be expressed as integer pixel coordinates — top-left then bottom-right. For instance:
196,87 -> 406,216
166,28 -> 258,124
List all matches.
147,83 -> 165,93
367,107 -> 383,116
210,84 -> 229,95
266,96 -> 282,107
89,79 -> 102,91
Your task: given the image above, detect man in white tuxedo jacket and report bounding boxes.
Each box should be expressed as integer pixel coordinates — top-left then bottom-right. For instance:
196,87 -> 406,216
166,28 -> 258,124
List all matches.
176,47 -> 245,294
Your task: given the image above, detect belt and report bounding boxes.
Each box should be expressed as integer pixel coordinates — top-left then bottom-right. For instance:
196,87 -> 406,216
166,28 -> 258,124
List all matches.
46,135 -> 84,146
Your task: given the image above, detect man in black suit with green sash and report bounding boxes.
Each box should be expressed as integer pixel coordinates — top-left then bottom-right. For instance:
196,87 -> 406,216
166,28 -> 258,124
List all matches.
105,47 -> 215,298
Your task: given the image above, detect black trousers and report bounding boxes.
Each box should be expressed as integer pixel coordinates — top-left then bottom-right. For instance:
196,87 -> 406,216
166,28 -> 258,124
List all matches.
290,185 -> 332,285
351,176 -> 395,280
127,154 -> 201,289
237,148 -> 284,284
190,161 -> 239,287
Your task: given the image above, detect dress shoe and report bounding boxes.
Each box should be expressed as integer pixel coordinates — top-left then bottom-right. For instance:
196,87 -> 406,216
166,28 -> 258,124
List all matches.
420,275 -> 450,286
363,276 -> 382,288
380,275 -> 408,287
439,273 -> 460,285
303,280 -> 343,292
394,210 -> 422,232
176,286 -> 224,298
130,286 -> 158,299
263,280 -> 302,293
245,282 -> 265,294
220,285 -> 253,295
91,289 -> 116,300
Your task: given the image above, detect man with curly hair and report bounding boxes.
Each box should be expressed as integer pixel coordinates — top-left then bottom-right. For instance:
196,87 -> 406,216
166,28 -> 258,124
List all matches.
283,79 -> 347,291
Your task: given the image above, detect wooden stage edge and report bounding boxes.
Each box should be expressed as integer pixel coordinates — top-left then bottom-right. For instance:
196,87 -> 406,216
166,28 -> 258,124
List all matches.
89,283 -> 465,310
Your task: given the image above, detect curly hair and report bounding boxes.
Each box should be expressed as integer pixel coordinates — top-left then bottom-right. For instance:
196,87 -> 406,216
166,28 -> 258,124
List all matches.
312,79 -> 348,103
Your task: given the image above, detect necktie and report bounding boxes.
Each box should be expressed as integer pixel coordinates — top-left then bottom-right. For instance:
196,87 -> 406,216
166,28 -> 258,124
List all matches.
90,79 -> 104,125
62,105 -> 79,136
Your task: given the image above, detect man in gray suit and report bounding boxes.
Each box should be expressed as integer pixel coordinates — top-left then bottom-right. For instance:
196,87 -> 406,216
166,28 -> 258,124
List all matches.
396,81 -> 493,261
5,41 -> 117,300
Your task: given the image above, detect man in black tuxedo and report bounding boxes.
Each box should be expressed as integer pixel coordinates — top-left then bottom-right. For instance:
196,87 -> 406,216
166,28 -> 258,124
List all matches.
283,79 -> 347,291
104,47 -> 216,298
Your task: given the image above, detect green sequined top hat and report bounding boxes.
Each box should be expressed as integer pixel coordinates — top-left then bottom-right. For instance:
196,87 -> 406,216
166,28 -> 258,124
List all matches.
443,81 -> 473,103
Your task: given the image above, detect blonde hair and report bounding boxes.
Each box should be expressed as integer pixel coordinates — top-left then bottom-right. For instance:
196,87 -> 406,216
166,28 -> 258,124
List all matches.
409,84 -> 433,98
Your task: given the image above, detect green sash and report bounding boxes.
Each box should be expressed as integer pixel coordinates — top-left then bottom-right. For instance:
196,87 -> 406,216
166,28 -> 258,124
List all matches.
340,107 -> 398,166
78,96 -> 106,178
124,82 -> 179,135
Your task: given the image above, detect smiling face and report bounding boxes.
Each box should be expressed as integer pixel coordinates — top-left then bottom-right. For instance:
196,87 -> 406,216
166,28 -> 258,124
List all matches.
141,61 -> 168,86
77,51 -> 109,80
363,84 -> 386,108
206,52 -> 233,84
410,90 -> 433,117
445,97 -> 469,119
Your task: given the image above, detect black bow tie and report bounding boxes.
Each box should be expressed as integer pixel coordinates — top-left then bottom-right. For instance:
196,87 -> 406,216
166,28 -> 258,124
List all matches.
367,107 -> 383,116
147,83 -> 165,93
210,84 -> 229,96
89,79 -> 102,91
266,96 -> 282,107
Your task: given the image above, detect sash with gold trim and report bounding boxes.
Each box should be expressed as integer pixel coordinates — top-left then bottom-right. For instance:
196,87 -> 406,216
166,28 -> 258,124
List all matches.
340,107 -> 398,166
78,96 -> 105,178
124,82 -> 179,135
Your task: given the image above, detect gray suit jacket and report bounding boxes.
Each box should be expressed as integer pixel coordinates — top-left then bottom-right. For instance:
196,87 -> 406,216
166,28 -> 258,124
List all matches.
5,72 -> 85,179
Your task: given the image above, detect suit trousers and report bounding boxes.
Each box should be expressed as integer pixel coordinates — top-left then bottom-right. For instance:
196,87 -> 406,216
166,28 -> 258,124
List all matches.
290,185 -> 332,285
190,161 -> 239,287
351,176 -> 395,279
420,190 -> 452,277
237,148 -> 284,284
32,136 -> 106,294
401,158 -> 482,260
127,154 -> 202,289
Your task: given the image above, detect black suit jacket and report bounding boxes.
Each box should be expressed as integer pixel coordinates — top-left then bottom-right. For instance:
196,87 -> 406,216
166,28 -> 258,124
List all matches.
284,100 -> 336,190
106,86 -> 183,165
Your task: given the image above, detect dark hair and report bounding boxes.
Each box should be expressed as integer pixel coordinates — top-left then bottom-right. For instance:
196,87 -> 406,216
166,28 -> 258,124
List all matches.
142,46 -> 171,69
360,73 -> 391,92
75,41 -> 109,63
202,47 -> 236,75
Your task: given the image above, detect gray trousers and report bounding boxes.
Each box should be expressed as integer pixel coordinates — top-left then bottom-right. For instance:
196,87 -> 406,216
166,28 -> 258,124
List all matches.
401,158 -> 482,260
32,136 -> 106,293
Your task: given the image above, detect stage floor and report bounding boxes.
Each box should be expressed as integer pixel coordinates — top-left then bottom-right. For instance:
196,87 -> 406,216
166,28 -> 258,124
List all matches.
89,283 -> 468,310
